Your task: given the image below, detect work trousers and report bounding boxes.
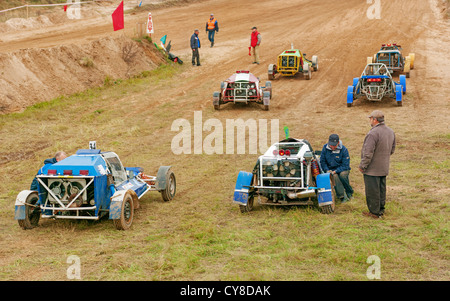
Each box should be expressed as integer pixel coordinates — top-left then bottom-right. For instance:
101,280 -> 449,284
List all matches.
252,45 -> 260,63
192,48 -> 200,65
207,30 -> 215,43
363,174 -> 387,216
332,170 -> 353,199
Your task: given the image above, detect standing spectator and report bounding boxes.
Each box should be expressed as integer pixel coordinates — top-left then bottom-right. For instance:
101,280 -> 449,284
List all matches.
359,110 -> 396,219
320,134 -> 354,203
206,13 -> 219,47
190,29 -> 201,66
250,26 -> 261,64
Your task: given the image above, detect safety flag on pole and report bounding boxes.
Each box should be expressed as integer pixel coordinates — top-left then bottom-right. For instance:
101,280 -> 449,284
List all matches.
112,1 -> 124,31
160,35 -> 167,50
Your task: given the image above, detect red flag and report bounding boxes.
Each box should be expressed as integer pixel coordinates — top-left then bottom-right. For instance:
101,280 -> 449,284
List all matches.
63,5 -> 68,12
112,1 -> 124,31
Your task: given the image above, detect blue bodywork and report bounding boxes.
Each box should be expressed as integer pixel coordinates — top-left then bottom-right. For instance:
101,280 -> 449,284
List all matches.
16,149 -> 150,221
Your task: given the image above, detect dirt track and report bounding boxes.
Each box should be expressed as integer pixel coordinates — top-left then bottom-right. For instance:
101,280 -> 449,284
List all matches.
1,0 -> 449,121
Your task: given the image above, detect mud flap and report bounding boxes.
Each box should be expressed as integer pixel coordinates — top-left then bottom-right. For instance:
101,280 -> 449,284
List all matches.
395,85 -> 402,102
109,190 -> 127,220
15,190 -> 36,220
316,173 -> 333,206
347,86 -> 354,105
155,166 -> 172,191
399,75 -> 406,94
233,171 -> 253,206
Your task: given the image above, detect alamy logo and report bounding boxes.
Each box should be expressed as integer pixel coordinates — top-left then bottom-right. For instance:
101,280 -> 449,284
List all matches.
366,0 -> 381,19
366,255 -> 381,279
67,255 -> 81,279
171,111 -> 279,155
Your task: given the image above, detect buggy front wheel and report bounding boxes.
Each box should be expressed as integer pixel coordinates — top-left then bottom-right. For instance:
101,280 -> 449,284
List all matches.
113,192 -> 134,230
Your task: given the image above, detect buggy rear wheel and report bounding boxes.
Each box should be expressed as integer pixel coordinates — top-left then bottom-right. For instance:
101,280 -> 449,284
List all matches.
18,192 -> 40,230
113,192 -> 134,230
239,195 -> 254,213
161,170 -> 176,202
268,64 -> 276,80
312,55 -> 318,71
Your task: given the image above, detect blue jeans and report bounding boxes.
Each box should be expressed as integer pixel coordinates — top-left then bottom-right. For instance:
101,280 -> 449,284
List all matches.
207,30 -> 215,43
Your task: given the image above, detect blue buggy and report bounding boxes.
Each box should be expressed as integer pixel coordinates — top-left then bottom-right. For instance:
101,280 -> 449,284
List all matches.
347,63 -> 406,107
15,144 -> 176,230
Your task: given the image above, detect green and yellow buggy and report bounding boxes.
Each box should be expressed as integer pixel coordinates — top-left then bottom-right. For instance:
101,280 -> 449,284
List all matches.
268,46 -> 318,80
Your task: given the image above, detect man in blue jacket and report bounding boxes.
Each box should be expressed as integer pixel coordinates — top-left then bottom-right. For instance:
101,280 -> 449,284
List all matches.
320,134 -> 353,202
190,29 -> 201,66
30,151 -> 67,191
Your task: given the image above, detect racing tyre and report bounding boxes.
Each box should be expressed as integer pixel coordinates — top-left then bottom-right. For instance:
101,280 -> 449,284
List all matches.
239,195 -> 254,213
303,64 -> 311,80
265,81 -> 272,99
268,64 -> 276,80
409,53 -> 415,69
213,91 -> 220,110
18,192 -> 40,230
161,170 -> 176,202
113,192 -> 134,230
312,55 -> 318,71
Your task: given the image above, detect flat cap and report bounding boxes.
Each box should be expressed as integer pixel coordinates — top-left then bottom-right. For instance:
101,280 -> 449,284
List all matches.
368,110 -> 385,121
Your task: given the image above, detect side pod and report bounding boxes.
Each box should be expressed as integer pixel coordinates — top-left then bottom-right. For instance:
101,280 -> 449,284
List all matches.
233,171 -> 253,206
316,173 -> 333,206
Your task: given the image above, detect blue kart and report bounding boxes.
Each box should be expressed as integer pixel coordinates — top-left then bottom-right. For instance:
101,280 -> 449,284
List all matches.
15,144 -> 176,230
347,63 -> 406,107
233,138 -> 336,214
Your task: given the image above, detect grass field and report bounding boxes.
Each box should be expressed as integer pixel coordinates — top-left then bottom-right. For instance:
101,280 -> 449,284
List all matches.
0,60 -> 448,281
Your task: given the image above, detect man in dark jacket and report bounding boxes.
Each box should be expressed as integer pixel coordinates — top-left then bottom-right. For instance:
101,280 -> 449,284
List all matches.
359,110 -> 396,219
206,13 -> 219,47
320,134 -> 354,203
190,29 -> 201,66
30,151 -> 67,191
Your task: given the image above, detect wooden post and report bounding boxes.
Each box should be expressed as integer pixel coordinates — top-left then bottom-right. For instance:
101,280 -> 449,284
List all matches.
26,3 -> 29,19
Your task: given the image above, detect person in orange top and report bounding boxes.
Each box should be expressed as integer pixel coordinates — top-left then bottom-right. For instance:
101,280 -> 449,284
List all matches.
205,13 -> 219,47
